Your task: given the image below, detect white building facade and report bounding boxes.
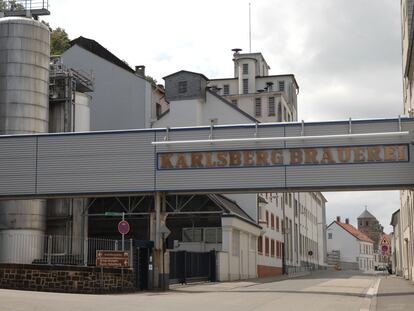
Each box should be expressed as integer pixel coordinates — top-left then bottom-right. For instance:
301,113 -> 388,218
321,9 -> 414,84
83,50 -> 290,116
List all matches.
391,209 -> 404,276
400,0 -> 414,281
156,50 -> 327,278
209,51 -> 326,276
327,217 -> 374,271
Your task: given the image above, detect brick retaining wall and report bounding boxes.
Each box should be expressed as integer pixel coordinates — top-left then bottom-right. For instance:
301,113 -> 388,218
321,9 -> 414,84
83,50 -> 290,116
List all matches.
0,264 -> 135,294
257,265 -> 283,278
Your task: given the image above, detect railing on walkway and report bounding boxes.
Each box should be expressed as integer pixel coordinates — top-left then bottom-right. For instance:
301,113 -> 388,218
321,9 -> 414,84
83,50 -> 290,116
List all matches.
0,0 -> 48,11
0,232 -> 133,267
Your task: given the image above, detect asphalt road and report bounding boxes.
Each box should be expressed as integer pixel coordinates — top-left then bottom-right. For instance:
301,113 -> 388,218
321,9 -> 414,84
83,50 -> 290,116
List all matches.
0,270 -> 380,311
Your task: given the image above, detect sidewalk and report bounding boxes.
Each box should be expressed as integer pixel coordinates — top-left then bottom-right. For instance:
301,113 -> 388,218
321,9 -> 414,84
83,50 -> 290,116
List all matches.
375,275 -> 414,311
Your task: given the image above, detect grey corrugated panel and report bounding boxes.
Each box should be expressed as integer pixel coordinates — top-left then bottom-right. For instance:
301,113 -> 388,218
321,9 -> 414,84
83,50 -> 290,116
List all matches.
156,167 -> 286,191
36,132 -> 155,195
285,121 -> 411,148
286,163 -> 414,188
155,125 -> 285,153
0,137 -> 37,195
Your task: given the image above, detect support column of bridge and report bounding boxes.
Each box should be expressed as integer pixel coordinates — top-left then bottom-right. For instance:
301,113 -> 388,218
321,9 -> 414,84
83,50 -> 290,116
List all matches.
152,192 -> 170,290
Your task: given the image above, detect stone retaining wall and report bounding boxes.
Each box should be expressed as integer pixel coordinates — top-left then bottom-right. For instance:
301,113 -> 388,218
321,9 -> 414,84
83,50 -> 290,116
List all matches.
0,264 -> 135,294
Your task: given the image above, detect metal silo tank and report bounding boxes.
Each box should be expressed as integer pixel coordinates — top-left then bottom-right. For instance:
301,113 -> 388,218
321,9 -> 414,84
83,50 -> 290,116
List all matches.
0,17 -> 50,264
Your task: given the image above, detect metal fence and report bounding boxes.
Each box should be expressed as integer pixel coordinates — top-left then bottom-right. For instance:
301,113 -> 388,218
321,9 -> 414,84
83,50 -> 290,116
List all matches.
0,0 -> 49,11
0,232 -> 133,267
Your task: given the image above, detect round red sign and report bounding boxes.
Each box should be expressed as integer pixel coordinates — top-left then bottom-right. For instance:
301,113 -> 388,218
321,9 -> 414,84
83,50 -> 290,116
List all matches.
118,220 -> 130,235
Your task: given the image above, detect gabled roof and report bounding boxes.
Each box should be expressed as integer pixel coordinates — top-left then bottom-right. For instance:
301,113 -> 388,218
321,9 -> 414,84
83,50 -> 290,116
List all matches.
163,70 -> 209,81
330,221 -> 374,244
207,89 -> 259,123
390,209 -> 400,226
208,194 -> 260,228
358,209 -> 376,219
70,36 -> 135,74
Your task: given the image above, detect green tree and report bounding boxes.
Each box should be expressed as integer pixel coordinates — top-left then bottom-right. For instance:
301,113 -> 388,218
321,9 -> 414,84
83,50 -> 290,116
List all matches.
145,75 -> 157,86
50,27 -> 70,55
0,0 -> 24,11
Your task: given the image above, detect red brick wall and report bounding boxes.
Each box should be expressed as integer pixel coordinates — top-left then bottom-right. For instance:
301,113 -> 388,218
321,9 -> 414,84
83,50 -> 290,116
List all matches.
257,265 -> 283,278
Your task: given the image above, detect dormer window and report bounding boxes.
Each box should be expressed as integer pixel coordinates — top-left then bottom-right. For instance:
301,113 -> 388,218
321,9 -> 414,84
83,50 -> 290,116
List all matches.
178,81 -> 187,93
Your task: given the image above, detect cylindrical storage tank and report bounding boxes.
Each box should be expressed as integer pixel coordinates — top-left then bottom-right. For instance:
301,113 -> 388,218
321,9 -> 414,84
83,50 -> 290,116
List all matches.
0,17 -> 50,264
74,92 -> 91,132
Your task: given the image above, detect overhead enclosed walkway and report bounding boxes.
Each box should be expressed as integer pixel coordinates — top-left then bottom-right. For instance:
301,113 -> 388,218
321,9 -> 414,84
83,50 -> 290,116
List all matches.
0,117 -> 413,199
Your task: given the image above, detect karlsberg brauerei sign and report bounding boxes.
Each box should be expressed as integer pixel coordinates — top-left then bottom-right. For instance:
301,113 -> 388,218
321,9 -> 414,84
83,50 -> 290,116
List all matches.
157,144 -> 409,170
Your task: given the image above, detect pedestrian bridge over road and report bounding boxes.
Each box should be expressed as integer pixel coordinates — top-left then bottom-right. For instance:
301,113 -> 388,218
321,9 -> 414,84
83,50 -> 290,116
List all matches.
1,117 -> 414,199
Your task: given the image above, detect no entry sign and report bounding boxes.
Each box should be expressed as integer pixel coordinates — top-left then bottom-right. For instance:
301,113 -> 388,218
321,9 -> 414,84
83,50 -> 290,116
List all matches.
118,220 -> 130,235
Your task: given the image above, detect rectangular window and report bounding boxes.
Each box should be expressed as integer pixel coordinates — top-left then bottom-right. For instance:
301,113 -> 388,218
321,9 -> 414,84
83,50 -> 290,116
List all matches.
268,97 -> 275,116
265,237 -> 270,256
271,213 -> 275,229
258,236 -> 263,254
294,199 -> 298,217
156,103 -> 162,118
271,239 -> 275,257
276,216 -> 280,231
279,81 -> 285,92
277,102 -> 282,122
178,81 -> 187,93
243,79 -> 249,94
243,63 -> 249,74
223,84 -> 229,95
255,97 -> 262,117
328,232 -> 332,239
231,99 -> 238,105
266,210 -> 269,227
276,241 -> 280,257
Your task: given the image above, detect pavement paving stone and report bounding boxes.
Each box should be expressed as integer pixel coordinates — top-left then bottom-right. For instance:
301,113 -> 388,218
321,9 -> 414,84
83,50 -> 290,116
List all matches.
376,275 -> 414,311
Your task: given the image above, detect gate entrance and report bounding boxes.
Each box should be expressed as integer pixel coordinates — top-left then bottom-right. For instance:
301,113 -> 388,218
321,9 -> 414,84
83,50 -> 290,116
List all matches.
170,250 -> 216,284
133,240 -> 153,290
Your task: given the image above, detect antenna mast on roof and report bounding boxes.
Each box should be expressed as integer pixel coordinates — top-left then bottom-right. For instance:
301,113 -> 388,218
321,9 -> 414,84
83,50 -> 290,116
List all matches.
249,3 -> 252,53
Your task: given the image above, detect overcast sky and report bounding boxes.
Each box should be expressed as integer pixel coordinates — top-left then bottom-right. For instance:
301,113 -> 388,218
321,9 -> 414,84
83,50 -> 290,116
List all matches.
43,0 -> 403,232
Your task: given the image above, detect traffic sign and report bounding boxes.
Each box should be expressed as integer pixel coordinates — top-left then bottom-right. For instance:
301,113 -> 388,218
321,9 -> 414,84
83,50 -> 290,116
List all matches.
159,223 -> 171,238
118,220 -> 130,235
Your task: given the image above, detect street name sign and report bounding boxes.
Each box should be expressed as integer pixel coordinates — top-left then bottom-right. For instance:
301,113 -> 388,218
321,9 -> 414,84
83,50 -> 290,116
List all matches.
96,250 -> 129,267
